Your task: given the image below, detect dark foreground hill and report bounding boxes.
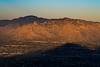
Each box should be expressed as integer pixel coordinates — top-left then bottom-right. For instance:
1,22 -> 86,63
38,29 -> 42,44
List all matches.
0,43 -> 100,67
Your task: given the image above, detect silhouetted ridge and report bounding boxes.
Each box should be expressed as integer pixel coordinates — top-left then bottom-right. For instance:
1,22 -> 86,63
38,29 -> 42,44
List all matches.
39,43 -> 92,57
0,15 -> 99,26
0,15 -> 49,26
0,20 -> 12,26
12,15 -> 49,25
0,43 -> 100,67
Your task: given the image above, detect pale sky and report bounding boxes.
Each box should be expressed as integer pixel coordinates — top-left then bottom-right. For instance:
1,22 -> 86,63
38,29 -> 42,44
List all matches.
0,0 -> 100,22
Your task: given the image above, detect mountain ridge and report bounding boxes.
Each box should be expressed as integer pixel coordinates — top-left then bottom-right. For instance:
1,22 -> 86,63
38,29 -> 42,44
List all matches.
0,15 -> 99,26
0,15 -> 100,49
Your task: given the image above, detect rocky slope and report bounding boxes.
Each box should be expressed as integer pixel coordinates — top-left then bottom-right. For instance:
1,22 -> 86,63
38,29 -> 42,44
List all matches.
0,16 -> 100,48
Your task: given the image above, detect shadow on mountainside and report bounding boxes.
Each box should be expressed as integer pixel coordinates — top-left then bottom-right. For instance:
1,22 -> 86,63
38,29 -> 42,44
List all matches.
0,43 -> 100,67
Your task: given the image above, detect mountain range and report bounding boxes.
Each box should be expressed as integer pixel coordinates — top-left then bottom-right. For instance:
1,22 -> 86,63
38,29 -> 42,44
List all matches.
0,15 -> 100,48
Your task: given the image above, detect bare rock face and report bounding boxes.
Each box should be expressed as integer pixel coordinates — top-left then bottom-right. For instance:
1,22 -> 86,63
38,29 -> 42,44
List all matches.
0,15 -> 100,49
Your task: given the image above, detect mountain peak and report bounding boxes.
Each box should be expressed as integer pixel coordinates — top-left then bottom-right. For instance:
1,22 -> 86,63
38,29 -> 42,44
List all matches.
13,15 -> 38,22
0,15 -> 99,26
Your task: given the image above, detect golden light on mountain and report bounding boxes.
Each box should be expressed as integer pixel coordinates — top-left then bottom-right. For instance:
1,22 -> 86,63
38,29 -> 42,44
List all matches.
0,16 -> 100,48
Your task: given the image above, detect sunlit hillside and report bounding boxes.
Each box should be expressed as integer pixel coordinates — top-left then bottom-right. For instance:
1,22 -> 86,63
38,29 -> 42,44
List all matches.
0,16 -> 100,48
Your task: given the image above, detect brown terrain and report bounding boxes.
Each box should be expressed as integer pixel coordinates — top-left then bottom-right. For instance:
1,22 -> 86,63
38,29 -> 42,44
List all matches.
0,16 -> 100,46
0,16 -> 100,67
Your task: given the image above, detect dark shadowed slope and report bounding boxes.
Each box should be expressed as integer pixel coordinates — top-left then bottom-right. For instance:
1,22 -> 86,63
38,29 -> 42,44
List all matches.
0,20 -> 12,26
0,15 -> 48,26
0,43 -> 100,67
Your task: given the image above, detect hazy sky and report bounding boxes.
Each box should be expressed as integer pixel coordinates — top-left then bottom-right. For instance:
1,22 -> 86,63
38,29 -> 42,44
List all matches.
0,0 -> 100,21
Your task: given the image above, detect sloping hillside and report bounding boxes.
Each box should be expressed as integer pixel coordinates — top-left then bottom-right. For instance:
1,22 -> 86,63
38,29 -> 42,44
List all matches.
0,16 -> 100,48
